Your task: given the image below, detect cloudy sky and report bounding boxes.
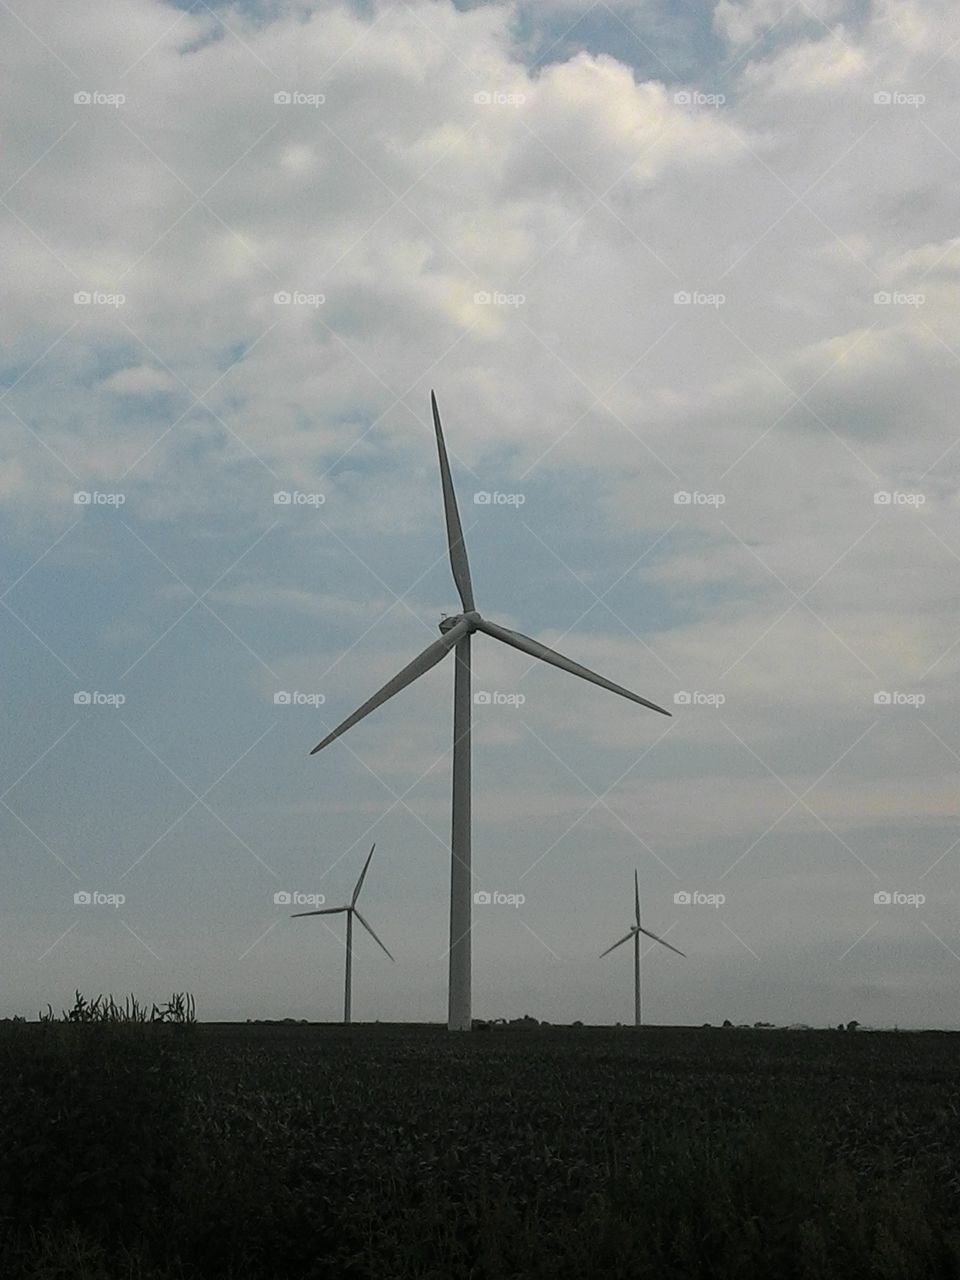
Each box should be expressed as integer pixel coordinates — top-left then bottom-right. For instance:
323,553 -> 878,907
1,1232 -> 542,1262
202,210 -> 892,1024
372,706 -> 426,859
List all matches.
3,0 -> 959,1028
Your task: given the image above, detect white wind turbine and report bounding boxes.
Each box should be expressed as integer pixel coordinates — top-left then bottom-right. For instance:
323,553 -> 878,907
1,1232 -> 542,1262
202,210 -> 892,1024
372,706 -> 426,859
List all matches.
600,869 -> 684,1027
310,392 -> 670,1031
291,843 -> 394,1024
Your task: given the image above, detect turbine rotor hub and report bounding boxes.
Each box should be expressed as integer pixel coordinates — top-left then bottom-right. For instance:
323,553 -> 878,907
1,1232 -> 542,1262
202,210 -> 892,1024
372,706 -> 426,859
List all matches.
439,610 -> 481,634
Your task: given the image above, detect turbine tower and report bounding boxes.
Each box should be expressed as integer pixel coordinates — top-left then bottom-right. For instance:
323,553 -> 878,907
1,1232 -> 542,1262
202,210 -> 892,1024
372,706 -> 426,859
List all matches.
311,393 -> 670,1031
291,843 -> 394,1024
600,870 -> 684,1027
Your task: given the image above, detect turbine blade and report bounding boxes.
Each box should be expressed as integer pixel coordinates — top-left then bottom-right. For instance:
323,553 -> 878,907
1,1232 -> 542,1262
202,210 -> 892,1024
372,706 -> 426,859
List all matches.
310,618 -> 470,754
354,909 -> 395,961
637,924 -> 685,958
351,843 -> 376,906
475,619 -> 670,716
599,927 -> 636,958
291,907 -> 347,918
431,391 -> 475,612
634,869 -> 640,928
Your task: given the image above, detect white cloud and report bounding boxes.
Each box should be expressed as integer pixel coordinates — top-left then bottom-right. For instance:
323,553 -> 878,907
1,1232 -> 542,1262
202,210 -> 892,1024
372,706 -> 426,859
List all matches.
714,0 -> 848,48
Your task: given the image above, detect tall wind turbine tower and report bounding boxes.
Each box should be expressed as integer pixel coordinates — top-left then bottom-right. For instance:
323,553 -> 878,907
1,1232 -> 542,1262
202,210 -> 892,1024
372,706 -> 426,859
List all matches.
291,843 -> 394,1023
311,394 -> 670,1030
600,870 -> 684,1027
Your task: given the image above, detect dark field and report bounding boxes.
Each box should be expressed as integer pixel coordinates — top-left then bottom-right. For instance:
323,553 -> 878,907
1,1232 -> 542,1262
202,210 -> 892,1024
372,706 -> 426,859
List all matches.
3,1021 -> 960,1278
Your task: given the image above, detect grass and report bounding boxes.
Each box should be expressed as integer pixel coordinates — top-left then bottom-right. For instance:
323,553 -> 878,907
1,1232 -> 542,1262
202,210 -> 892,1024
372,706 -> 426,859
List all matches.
2,1013 -> 959,1278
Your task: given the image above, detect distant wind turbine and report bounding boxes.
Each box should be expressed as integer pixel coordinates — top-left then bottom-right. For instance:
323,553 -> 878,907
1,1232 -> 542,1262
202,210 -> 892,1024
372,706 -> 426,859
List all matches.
291,843 -> 394,1024
600,870 -> 684,1027
311,392 -> 670,1031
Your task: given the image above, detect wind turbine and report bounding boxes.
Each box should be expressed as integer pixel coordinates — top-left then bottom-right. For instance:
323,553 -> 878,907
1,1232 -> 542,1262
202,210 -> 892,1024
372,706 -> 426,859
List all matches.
310,392 -> 671,1031
291,843 -> 394,1024
600,870 -> 684,1027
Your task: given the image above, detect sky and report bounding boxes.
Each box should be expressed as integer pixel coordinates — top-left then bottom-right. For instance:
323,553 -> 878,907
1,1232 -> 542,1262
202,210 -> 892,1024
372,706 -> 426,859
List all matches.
2,0 -> 959,1028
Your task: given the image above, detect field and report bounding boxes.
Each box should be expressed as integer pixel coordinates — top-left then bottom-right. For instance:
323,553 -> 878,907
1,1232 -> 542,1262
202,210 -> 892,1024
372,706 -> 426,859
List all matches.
3,1020 -> 960,1279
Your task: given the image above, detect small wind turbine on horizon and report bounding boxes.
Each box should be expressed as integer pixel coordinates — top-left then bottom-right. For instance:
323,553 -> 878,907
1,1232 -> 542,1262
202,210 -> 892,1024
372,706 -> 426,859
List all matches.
310,392 -> 671,1031
291,843 -> 394,1024
600,870 -> 684,1027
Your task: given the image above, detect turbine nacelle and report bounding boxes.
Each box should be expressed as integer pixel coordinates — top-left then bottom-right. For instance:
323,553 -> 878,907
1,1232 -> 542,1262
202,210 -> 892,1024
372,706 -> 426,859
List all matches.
600,919 -> 685,959
439,610 -> 481,635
